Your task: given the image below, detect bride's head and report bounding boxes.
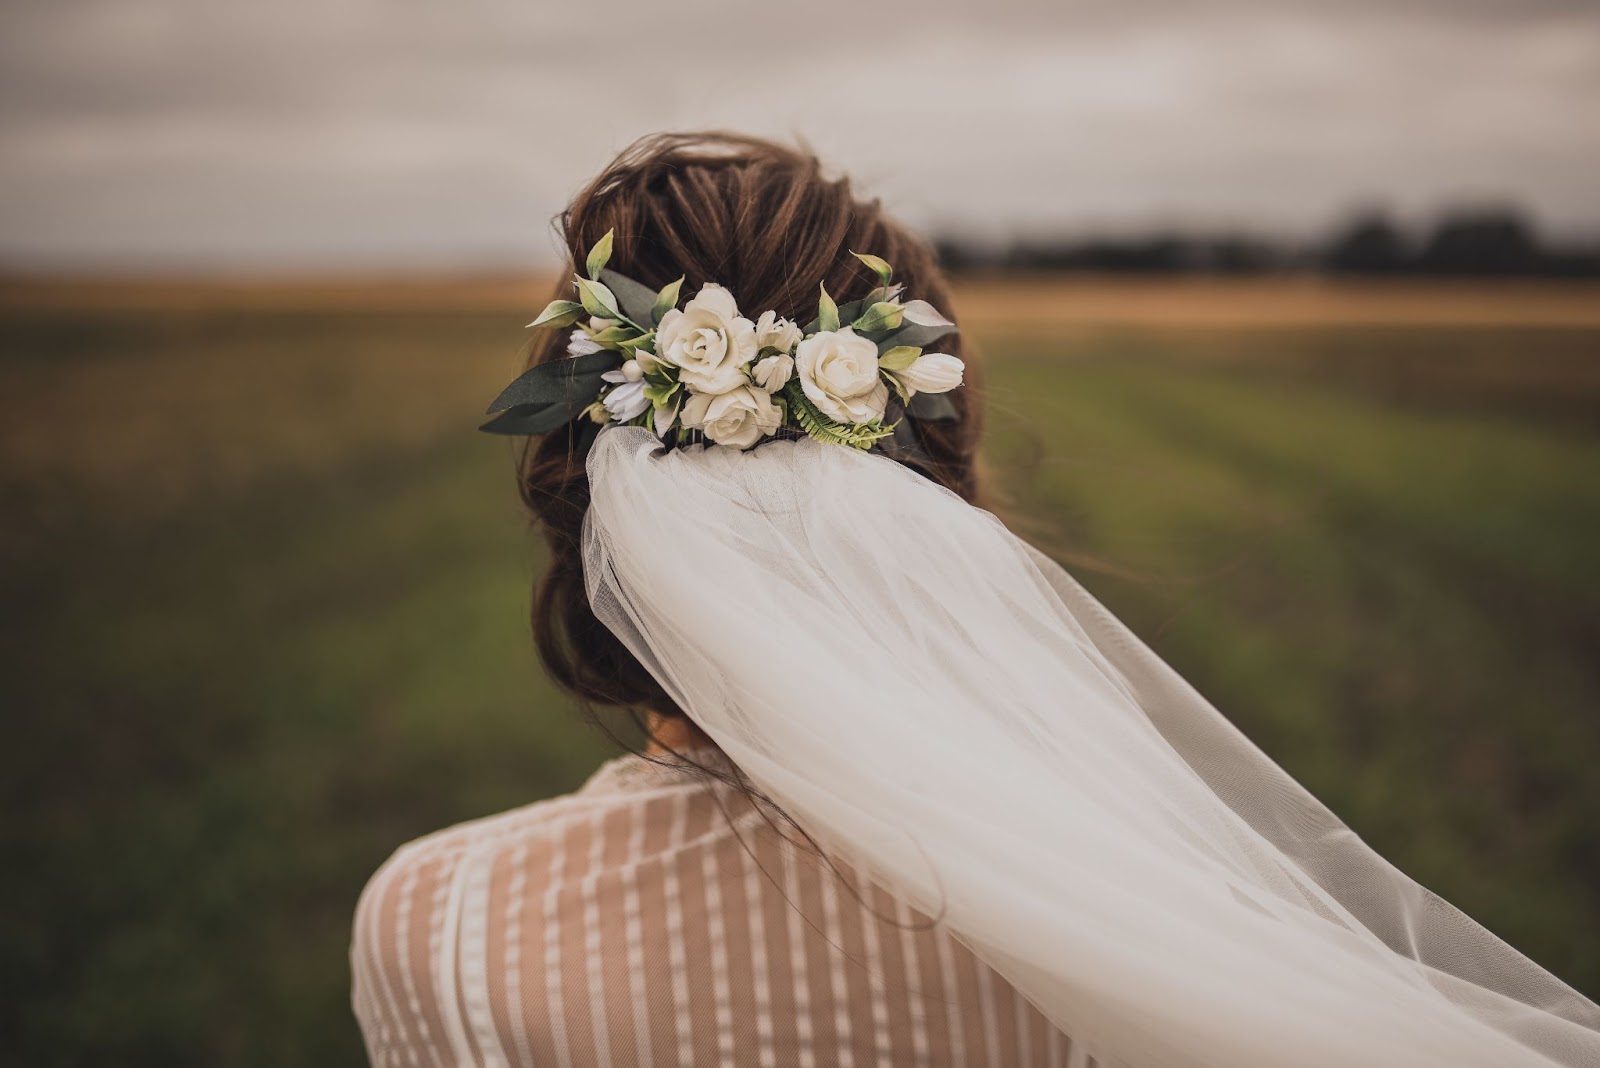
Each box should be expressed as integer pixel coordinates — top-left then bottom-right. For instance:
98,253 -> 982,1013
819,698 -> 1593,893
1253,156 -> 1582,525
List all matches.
519,131 -> 985,733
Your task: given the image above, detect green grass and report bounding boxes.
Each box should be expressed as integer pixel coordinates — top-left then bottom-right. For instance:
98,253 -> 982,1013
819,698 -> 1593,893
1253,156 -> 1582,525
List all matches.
2,304 -> 1596,1065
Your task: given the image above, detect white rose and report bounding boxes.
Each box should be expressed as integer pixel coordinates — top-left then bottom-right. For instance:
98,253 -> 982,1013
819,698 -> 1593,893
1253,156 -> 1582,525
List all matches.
754,310 -> 802,354
794,327 -> 888,424
897,352 -> 965,395
751,353 -> 793,392
681,385 -> 783,449
653,283 -> 757,394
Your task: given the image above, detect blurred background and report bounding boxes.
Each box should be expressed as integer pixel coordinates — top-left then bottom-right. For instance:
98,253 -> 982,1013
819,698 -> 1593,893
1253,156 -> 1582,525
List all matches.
2,0 -> 1598,1063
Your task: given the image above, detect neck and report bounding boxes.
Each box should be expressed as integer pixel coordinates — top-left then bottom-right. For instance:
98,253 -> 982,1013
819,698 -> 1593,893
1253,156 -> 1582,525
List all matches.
644,711 -> 714,757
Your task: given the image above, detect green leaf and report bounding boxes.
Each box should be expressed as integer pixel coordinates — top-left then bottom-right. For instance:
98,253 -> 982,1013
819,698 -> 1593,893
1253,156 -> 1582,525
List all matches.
878,321 -> 958,352
802,296 -> 868,334
850,250 -> 894,286
585,229 -> 614,280
651,276 -> 685,324
878,345 -> 921,372
591,324 -> 645,347
483,350 -> 622,414
643,380 -> 681,405
908,391 -> 960,421
851,301 -> 905,334
527,299 -> 584,330
817,284 -> 839,333
574,277 -> 620,319
599,268 -> 657,326
617,330 -> 656,351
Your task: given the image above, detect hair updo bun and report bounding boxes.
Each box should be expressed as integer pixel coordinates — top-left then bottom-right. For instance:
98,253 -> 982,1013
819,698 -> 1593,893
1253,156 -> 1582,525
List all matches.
517,131 -> 985,731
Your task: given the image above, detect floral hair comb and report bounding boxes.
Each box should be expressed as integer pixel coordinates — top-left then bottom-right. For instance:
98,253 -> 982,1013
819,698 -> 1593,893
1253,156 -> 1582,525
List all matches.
480,230 -> 964,457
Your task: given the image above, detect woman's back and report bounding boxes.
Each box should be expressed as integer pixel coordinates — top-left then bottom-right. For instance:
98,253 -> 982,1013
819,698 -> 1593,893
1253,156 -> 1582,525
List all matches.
352,753 -> 1081,1067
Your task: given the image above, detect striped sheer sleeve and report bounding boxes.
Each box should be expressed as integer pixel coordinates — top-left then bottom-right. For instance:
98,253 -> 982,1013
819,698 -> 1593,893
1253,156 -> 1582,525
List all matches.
352,755 -> 1085,1067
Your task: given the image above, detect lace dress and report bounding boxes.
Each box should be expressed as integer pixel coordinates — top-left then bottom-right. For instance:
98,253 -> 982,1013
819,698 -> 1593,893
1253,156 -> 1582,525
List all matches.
351,752 -> 1088,1067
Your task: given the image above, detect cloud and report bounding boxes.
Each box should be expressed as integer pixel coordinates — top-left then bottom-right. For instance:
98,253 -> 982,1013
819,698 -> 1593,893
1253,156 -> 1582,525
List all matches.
2,0 -> 1597,268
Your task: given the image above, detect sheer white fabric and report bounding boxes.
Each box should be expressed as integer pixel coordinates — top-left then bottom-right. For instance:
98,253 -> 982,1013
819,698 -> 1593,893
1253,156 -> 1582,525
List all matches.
582,425 -> 1600,1068
352,751 -> 1084,1066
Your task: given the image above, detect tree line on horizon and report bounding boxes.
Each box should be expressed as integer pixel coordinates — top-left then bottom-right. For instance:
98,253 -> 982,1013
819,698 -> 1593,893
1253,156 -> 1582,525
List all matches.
933,207 -> 1600,277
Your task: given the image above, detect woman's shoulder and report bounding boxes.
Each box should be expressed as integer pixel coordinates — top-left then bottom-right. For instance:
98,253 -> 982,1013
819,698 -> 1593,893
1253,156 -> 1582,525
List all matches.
354,752 -> 719,917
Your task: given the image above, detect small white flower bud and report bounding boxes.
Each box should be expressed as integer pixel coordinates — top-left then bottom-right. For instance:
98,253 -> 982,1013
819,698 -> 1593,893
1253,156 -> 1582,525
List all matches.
621,359 -> 643,382
751,353 -> 794,392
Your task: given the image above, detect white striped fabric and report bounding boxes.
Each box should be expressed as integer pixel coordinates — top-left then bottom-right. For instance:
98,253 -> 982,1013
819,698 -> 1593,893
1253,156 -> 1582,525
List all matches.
352,752 -> 1086,1067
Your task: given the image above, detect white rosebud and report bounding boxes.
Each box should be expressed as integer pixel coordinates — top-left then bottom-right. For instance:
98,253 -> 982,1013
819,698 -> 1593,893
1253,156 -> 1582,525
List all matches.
754,310 -> 803,354
794,327 -> 889,425
653,283 -> 758,394
751,353 -> 793,392
620,359 -> 643,382
681,385 -> 783,449
566,327 -> 604,358
899,300 -> 954,328
602,380 -> 650,422
897,352 -> 965,395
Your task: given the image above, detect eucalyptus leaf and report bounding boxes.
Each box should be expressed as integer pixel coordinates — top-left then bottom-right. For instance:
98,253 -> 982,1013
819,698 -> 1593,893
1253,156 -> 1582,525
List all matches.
651,276 -> 685,324
817,284 -> 839,333
908,391 -> 960,421
877,345 -> 921,372
900,298 -> 954,328
483,351 -> 622,414
585,229 -> 614,280
527,299 -> 584,330
879,321 -> 958,351
574,277 -> 620,319
599,268 -> 658,326
479,402 -> 570,435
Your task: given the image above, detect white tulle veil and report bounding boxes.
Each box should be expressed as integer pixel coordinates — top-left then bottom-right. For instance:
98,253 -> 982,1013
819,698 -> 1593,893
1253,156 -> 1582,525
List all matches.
581,424 -> 1600,1068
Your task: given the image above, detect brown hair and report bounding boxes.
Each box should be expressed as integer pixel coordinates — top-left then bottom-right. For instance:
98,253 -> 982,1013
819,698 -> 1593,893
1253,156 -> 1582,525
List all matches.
517,131 -> 985,740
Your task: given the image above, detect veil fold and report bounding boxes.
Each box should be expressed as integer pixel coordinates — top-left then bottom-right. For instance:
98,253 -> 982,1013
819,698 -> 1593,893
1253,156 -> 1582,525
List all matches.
582,425 -> 1600,1068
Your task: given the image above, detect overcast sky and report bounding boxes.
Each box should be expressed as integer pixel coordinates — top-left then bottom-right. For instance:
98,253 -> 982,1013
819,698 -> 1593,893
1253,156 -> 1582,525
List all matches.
1,0 -> 1597,270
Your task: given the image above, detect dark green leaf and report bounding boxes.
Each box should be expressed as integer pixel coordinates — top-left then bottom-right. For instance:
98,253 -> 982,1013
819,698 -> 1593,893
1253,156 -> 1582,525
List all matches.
572,416 -> 603,458
479,402 -> 571,435
483,351 -> 621,413
599,268 -> 658,326
908,391 -> 960,421
879,321 -> 958,352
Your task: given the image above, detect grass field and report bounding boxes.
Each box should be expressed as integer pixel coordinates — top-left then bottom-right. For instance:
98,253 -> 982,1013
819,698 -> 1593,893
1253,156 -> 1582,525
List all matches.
2,277 -> 1598,1065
